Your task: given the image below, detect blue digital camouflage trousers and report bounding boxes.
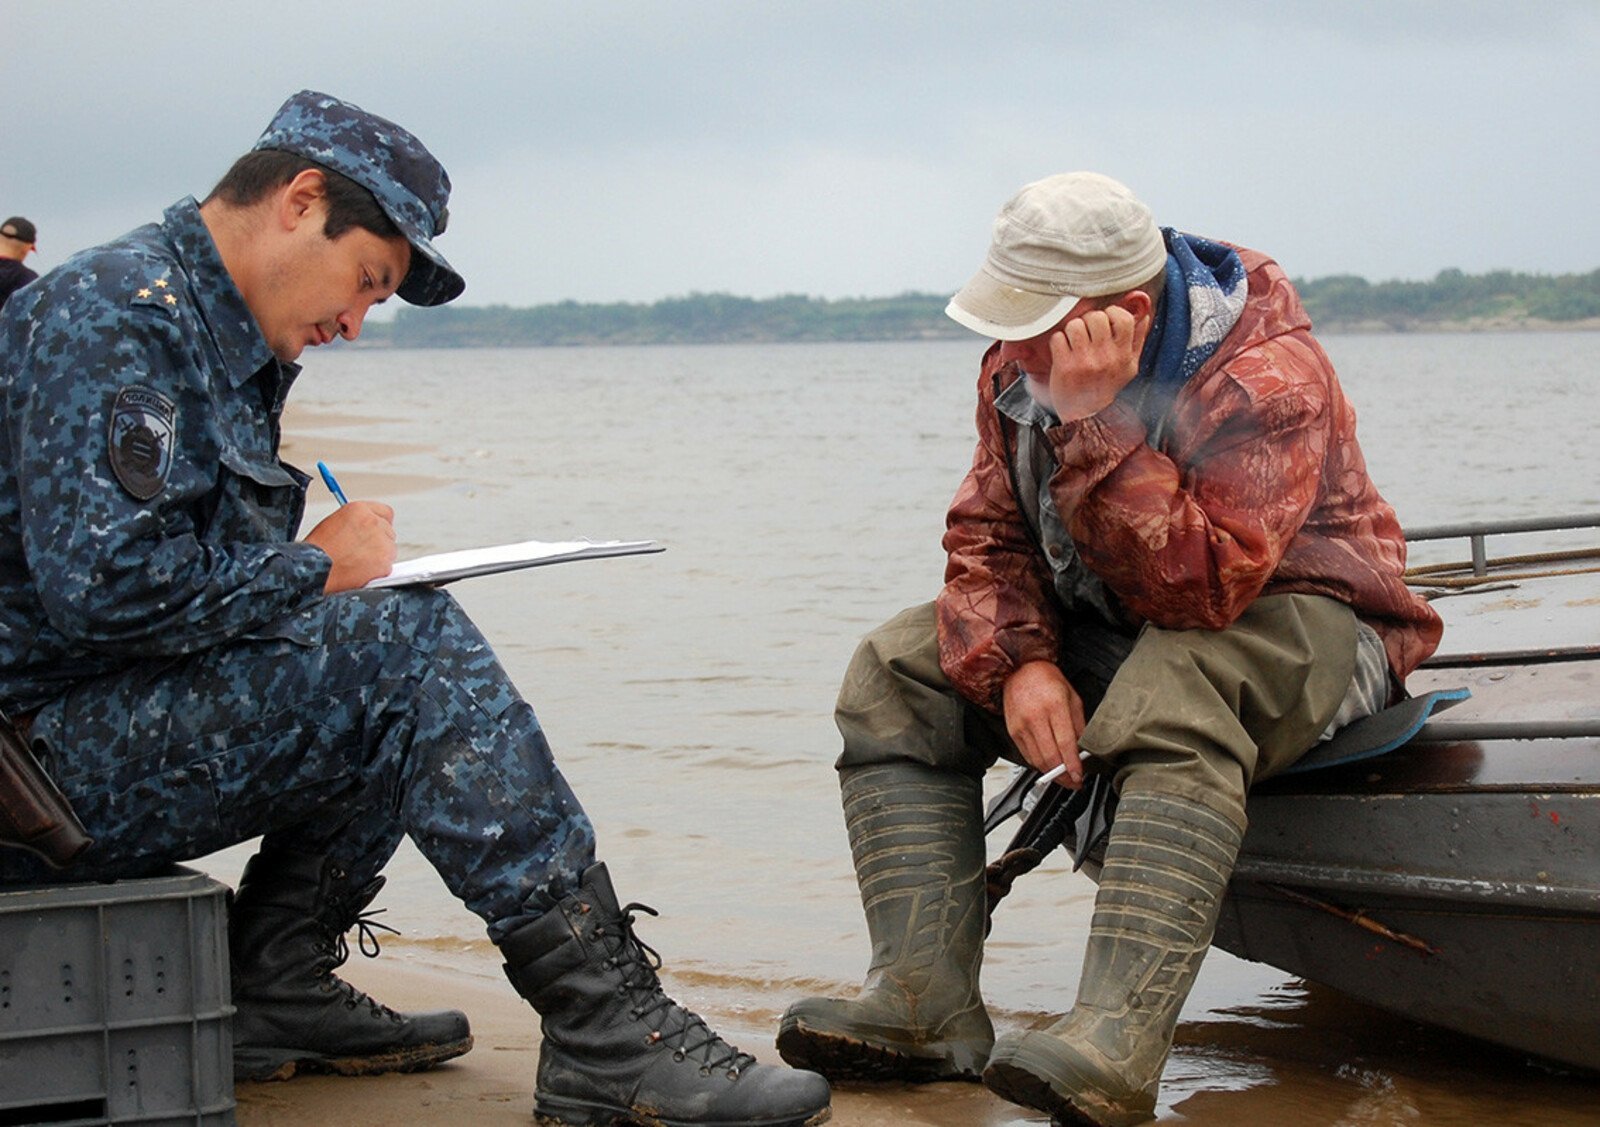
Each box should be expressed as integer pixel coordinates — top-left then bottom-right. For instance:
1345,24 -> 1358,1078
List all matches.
0,587 -> 596,942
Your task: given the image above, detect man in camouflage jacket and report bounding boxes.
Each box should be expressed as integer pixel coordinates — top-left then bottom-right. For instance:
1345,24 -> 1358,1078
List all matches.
779,173 -> 1441,1126
0,91 -> 829,1127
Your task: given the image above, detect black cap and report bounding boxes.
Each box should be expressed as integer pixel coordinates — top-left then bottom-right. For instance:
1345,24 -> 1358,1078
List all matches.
1,217 -> 36,245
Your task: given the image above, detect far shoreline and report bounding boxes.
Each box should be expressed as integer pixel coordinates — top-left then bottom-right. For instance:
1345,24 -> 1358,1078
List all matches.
1313,316 -> 1600,334
350,316 -> 1600,350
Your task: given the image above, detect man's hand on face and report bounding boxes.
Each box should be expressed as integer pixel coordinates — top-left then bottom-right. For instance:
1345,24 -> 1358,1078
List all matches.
1045,303 -> 1152,421
1001,660 -> 1088,788
304,500 -> 397,593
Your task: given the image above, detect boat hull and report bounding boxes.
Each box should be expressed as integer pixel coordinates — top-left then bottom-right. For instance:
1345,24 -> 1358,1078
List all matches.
1216,730 -> 1600,1073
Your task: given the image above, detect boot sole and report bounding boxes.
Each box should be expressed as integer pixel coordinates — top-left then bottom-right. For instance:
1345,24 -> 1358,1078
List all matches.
775,1015 -> 985,1084
983,1058 -> 1102,1126
235,1034 -> 474,1082
533,1090 -> 831,1127
983,1040 -> 1152,1127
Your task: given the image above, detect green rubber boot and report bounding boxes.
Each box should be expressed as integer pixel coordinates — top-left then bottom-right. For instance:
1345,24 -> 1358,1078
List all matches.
983,785 -> 1245,1126
777,762 -> 994,1082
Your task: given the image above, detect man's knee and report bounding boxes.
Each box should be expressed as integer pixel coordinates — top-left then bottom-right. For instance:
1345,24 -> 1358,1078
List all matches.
834,604 -> 992,777
324,587 -> 481,655
837,603 -> 943,715
308,587 -> 513,706
1081,594 -> 1359,799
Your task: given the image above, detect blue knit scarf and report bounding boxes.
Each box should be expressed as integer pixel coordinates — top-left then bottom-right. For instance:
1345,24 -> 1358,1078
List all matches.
1132,229 -> 1248,439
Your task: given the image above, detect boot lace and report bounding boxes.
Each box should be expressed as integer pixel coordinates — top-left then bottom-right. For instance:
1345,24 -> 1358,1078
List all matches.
598,901 -> 757,1076
334,904 -> 402,964
318,880 -> 404,1022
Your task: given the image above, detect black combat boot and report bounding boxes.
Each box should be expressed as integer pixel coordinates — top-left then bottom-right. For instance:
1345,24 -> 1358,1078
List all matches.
500,862 -> 832,1126
230,844 -> 474,1081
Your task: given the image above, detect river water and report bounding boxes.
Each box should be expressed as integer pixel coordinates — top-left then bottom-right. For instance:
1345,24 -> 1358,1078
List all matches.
208,332 -> 1600,1125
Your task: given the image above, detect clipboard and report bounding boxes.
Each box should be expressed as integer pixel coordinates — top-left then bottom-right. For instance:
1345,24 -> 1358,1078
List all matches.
365,538 -> 663,589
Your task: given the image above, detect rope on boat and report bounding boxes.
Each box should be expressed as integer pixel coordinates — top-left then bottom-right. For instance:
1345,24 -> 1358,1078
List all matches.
1405,545 -> 1600,578
1264,883 -> 1440,956
1404,559 -> 1600,590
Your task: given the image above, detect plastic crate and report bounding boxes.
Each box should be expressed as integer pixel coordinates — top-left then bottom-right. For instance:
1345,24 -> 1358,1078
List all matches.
0,868 -> 235,1126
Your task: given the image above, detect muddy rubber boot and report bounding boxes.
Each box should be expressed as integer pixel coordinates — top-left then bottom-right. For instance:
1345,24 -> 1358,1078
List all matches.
501,862 -> 832,1127
776,762 -> 993,1082
230,845 -> 473,1081
982,785 -> 1245,1126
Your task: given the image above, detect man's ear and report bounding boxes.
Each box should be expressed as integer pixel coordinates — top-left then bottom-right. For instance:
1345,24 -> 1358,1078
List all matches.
1119,289 -> 1154,321
277,168 -> 329,233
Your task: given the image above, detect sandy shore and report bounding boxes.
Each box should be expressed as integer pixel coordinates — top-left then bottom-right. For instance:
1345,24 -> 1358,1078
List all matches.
278,401 -> 449,501
234,957 -> 1022,1127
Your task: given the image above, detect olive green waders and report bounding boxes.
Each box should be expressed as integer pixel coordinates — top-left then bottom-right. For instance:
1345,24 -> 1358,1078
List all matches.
779,595 -> 1359,1123
985,594 -> 1357,1125
776,760 -> 995,1080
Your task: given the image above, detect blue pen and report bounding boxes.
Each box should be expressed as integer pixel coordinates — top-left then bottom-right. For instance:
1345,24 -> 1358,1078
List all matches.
316,460 -> 349,506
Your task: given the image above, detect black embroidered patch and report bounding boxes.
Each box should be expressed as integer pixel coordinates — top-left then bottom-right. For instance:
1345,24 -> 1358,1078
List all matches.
108,386 -> 176,500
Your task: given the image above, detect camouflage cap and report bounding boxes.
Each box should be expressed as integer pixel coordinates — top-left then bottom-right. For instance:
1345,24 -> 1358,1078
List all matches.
253,90 -> 464,306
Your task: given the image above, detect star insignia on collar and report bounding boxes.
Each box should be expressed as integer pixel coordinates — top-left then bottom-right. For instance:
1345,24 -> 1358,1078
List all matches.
137,288 -> 152,299
164,293 -> 177,305
153,279 -> 169,289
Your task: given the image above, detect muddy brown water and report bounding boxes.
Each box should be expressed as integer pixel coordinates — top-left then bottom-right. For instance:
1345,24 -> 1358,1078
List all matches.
208,332 -> 1600,1123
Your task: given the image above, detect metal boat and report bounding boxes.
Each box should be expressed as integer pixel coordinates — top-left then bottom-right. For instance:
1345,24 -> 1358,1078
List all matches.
1213,513 -> 1600,1074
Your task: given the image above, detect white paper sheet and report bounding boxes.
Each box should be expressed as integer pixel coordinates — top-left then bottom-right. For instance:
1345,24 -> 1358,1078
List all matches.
364,538 -> 662,588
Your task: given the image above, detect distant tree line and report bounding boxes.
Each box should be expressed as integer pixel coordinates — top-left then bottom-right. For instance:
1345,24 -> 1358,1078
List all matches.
371,268 -> 1600,348
373,292 -> 966,347
1293,268 -> 1600,329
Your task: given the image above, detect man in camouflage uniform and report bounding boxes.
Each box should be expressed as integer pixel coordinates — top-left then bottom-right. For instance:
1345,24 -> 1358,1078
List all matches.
0,90 -> 829,1127
777,173 -> 1441,1125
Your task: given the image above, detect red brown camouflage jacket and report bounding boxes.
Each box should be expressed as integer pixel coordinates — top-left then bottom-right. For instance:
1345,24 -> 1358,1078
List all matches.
936,245 -> 1443,713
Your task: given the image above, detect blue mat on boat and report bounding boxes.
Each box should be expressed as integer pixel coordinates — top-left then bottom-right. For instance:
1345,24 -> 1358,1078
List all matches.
1281,687 -> 1471,775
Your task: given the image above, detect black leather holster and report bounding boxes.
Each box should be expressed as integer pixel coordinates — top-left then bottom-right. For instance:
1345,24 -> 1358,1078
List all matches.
0,709 -> 92,868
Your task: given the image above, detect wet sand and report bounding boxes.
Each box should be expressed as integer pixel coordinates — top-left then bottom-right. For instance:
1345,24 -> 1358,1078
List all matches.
233,955 -> 1014,1127
231,939 -> 1600,1127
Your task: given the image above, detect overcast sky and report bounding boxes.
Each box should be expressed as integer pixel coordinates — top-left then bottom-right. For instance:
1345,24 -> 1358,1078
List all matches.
3,1 -> 1596,307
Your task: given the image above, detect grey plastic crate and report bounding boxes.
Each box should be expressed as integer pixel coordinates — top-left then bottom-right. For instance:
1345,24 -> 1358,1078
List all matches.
0,868 -> 235,1126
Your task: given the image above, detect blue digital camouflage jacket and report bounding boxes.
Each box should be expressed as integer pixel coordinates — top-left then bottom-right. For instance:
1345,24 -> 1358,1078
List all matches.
0,198 -> 332,713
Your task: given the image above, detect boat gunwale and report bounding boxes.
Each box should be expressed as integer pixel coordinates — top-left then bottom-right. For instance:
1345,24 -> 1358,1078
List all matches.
1229,857 -> 1600,913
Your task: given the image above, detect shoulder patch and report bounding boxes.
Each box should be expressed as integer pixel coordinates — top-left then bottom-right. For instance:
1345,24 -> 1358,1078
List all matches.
108,386 -> 177,500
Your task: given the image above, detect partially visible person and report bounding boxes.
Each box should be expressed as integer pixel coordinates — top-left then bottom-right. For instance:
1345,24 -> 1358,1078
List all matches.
0,216 -> 38,310
777,172 -> 1441,1126
0,91 -> 830,1127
